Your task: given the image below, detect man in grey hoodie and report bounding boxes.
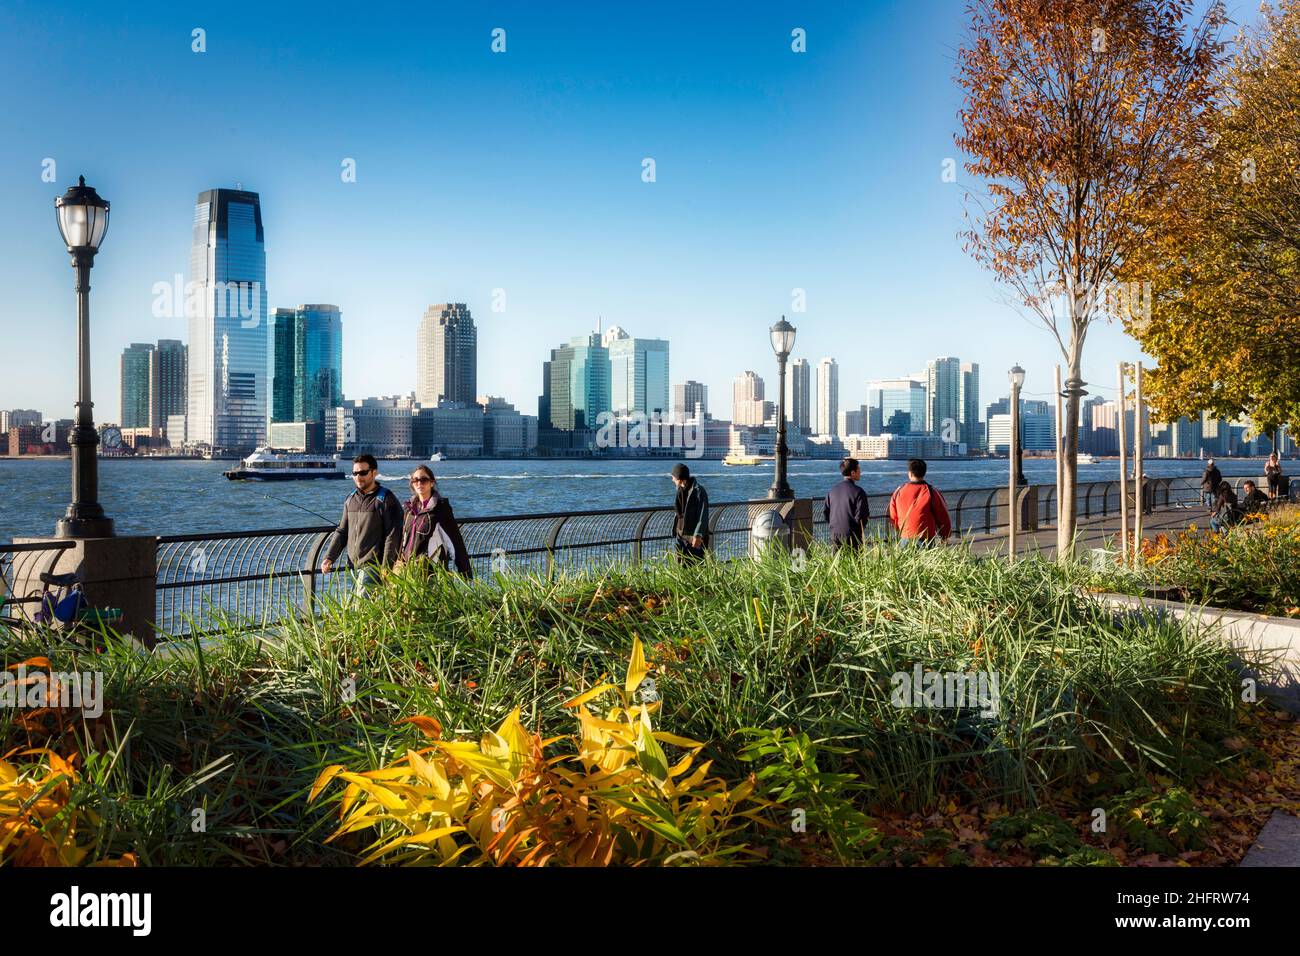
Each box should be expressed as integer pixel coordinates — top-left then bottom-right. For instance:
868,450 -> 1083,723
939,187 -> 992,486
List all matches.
322,454 -> 404,596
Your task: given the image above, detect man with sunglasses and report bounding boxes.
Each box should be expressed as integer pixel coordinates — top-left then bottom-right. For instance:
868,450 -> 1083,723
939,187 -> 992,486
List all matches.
321,454 -> 404,596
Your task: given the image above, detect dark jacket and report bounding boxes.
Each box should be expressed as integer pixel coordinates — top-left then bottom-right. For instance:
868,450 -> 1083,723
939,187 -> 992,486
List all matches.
673,479 -> 710,541
400,493 -> 473,578
1241,488 -> 1269,514
1201,465 -> 1223,494
324,485 -> 404,568
823,478 -> 871,545
1213,485 -> 1238,519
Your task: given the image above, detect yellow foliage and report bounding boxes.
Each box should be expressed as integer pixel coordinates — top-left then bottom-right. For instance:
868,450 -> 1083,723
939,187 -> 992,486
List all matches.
0,749 -> 136,867
311,637 -> 769,866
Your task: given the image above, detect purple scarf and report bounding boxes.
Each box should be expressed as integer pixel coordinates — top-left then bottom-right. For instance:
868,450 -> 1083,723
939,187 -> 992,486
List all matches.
403,494 -> 440,559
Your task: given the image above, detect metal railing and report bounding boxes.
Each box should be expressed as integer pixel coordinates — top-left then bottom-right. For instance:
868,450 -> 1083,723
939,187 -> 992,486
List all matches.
0,540 -> 77,624
148,475 -> 1244,637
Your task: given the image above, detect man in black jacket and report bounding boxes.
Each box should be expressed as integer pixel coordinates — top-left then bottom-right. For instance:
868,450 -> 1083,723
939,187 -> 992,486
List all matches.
322,454 -> 404,596
824,457 -> 871,550
1200,458 -> 1223,508
670,463 -> 709,562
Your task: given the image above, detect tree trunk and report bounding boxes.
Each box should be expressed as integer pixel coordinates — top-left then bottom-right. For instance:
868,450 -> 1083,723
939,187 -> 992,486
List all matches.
1057,351 -> 1083,559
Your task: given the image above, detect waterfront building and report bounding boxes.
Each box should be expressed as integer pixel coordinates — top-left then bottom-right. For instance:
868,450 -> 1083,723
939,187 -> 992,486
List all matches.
543,333 -> 610,433
790,358 -> 812,433
271,304 -> 343,425
988,410 -> 1056,454
333,396 -> 414,458
842,433 -> 953,460
0,410 -> 42,434
413,402 -> 484,458
959,362 -> 981,450
732,371 -> 768,427
186,188 -> 268,454
815,358 -> 839,437
479,397 -> 538,456
606,328 -> 670,418
839,405 -> 868,436
869,378 -> 928,435
120,343 -> 154,429
121,340 -> 188,435
926,356 -> 962,441
416,303 -> 477,407
672,380 -> 709,423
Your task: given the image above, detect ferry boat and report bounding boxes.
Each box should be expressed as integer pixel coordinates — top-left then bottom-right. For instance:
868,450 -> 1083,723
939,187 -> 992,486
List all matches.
429,451 -> 445,463
1077,453 -> 1098,464
223,448 -> 345,481
723,453 -> 772,466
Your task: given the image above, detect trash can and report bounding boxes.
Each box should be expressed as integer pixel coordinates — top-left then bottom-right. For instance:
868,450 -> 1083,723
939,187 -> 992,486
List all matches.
750,508 -> 791,559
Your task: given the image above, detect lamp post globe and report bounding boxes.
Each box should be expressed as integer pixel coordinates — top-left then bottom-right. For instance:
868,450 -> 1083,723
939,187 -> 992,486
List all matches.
767,317 -> 796,501
54,175 -> 114,539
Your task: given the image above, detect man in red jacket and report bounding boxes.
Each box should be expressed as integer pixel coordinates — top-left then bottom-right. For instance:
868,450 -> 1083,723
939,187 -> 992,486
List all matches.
888,459 -> 952,544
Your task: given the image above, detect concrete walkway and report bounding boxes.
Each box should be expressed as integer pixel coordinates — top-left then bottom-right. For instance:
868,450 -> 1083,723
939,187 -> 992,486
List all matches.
1240,812 -> 1300,867
959,501 -> 1208,559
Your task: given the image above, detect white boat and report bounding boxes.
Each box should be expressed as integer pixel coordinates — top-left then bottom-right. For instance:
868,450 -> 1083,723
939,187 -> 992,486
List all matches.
1077,453 -> 1098,464
429,452 -> 445,463
223,448 -> 345,481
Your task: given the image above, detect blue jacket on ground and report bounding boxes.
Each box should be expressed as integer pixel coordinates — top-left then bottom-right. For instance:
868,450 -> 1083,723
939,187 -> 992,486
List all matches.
823,477 -> 871,545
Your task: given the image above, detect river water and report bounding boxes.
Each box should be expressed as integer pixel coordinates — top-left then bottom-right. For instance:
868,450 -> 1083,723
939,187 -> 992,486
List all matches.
0,456 -> 1266,542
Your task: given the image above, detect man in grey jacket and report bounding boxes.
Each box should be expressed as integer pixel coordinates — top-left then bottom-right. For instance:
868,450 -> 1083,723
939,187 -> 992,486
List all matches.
322,454 -> 404,596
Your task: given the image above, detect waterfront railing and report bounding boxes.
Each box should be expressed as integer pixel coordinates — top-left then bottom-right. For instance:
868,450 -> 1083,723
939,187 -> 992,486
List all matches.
0,474 -> 1252,639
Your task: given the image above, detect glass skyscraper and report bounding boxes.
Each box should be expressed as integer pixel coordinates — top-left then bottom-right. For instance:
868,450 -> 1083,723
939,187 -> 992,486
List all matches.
926,356 -> 961,439
605,327 -> 669,418
869,378 -> 927,435
120,343 -> 154,429
545,333 -> 610,431
271,304 -> 343,424
187,188 -> 268,453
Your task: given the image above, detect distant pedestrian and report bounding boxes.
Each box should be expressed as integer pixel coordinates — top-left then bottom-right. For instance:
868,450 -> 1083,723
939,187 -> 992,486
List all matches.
1210,480 -> 1239,533
670,463 -> 709,562
1240,480 -> 1269,516
398,465 -> 473,579
1265,452 -> 1285,500
888,459 -> 952,545
322,454 -> 404,596
823,457 -> 871,550
1200,458 -> 1222,508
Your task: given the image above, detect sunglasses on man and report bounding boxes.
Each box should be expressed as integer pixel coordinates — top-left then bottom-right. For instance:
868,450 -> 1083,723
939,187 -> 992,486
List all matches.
351,468 -> 371,477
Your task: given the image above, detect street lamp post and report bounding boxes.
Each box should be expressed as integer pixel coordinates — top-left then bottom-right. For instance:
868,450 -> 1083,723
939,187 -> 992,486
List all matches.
1008,364 -> 1025,559
54,176 -> 114,539
767,317 -> 796,501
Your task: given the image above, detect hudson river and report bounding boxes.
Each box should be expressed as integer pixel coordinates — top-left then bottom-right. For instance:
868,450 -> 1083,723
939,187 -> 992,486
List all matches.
0,456 -> 1268,542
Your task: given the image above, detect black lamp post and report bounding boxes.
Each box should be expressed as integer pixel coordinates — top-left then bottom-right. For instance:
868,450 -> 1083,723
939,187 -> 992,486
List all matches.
54,176 -> 114,539
1009,364 -> 1027,486
767,317 -> 796,501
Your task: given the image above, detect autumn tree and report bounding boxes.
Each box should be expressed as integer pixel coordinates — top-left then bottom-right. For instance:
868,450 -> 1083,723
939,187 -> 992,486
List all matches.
1123,0 -> 1300,437
955,0 -> 1224,556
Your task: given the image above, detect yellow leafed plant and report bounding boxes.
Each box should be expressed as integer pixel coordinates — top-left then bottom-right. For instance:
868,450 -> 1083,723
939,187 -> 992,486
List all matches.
311,636 -> 770,865
0,749 -> 136,867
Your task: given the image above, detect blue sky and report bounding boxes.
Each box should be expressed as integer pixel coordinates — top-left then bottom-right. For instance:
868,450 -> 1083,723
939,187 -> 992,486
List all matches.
0,0 -> 1258,424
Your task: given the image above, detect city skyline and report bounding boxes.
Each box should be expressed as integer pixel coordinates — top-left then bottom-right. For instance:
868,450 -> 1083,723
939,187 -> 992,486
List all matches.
1,1 -> 1219,429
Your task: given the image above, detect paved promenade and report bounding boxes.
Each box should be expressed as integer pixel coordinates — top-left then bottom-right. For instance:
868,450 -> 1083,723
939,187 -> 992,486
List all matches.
961,500 -> 1208,559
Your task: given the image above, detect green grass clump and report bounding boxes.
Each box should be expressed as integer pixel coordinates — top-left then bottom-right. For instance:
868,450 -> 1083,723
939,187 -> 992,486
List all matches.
0,541 -> 1255,865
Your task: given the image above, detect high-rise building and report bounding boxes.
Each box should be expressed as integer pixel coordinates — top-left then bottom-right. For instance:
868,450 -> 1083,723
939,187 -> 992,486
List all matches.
186,187 -> 268,453
416,303 -> 477,407
672,381 -> 709,422
120,343 -> 154,429
544,333 -> 610,431
733,371 -> 770,426
121,340 -> 187,433
606,327 -> 670,418
869,378 -> 927,435
271,304 -> 343,425
790,358 -> 811,432
926,357 -> 961,441
959,362 -> 981,449
815,358 -> 839,437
